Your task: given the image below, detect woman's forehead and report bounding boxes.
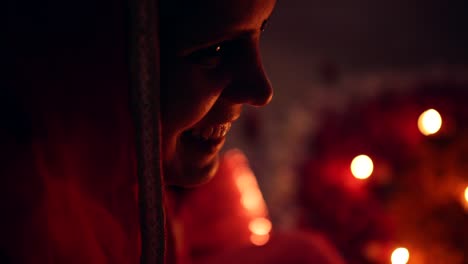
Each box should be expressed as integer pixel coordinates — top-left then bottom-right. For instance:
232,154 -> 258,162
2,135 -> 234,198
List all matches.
162,0 -> 276,51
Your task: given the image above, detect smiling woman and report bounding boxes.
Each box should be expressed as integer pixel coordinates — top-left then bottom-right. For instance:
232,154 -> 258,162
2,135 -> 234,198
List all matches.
4,0 -> 344,263
159,0 -> 275,187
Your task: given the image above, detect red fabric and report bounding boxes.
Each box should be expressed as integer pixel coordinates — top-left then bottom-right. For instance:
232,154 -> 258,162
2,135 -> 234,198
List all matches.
1,68 -> 142,263
3,3 -> 144,257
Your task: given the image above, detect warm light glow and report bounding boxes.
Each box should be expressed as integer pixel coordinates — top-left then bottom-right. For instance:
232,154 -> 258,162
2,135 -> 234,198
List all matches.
235,171 -> 257,191
351,155 -> 374,179
241,189 -> 265,212
250,233 -> 270,246
249,217 -> 272,236
464,186 -> 468,204
418,109 -> 442,135
234,165 -> 266,214
226,148 -> 270,235
391,247 -> 410,264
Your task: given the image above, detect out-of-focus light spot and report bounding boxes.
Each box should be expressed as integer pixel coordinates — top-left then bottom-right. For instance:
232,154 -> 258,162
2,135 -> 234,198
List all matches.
363,241 -> 383,261
391,247 -> 410,264
235,171 -> 257,190
226,149 -> 248,164
351,155 -> 374,179
241,189 -> 264,212
464,186 -> 468,204
250,233 -> 270,246
227,148 -> 269,230
249,217 -> 272,236
418,109 -> 442,136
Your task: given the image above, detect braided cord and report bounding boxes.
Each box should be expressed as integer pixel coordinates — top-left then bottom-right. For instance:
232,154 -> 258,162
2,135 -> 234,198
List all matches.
128,0 -> 166,262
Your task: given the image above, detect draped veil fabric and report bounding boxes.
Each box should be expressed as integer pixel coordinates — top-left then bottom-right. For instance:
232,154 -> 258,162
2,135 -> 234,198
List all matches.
4,0 -> 166,262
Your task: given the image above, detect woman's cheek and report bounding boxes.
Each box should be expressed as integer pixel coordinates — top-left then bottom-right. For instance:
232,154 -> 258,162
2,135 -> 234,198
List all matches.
163,62 -> 232,133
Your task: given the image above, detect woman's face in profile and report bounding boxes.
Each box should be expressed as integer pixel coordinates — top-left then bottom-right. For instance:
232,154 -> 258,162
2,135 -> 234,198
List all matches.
160,0 -> 276,187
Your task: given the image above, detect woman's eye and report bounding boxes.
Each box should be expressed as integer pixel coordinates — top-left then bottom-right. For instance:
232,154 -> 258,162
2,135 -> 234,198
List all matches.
187,44 -> 224,68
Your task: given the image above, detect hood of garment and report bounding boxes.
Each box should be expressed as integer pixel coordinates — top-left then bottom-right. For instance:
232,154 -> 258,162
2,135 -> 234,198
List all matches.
3,0 -> 165,262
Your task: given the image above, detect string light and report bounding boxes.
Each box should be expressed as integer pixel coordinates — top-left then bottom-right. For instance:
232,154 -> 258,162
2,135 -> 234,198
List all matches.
418,109 -> 442,136
351,155 -> 374,179
391,247 -> 410,264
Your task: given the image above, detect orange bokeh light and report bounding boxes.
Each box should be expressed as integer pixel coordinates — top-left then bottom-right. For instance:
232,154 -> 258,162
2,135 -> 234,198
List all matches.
226,149 -> 271,245
235,171 -> 257,190
351,154 -> 374,179
250,233 -> 270,246
249,217 -> 272,236
241,189 -> 264,212
464,186 -> 468,204
418,109 -> 442,136
391,247 -> 410,264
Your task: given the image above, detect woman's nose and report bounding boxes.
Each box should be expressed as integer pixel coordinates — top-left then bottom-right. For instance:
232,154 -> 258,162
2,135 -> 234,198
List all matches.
221,43 -> 273,107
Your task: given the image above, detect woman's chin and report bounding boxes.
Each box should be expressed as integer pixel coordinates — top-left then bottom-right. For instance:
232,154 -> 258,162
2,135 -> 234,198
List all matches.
165,154 -> 220,188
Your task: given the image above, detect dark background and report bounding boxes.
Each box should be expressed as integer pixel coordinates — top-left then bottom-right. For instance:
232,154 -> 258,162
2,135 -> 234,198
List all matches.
226,0 -> 468,230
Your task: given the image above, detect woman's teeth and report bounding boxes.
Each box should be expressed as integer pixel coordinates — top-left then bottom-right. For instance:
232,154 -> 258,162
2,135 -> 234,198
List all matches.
191,123 -> 232,140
